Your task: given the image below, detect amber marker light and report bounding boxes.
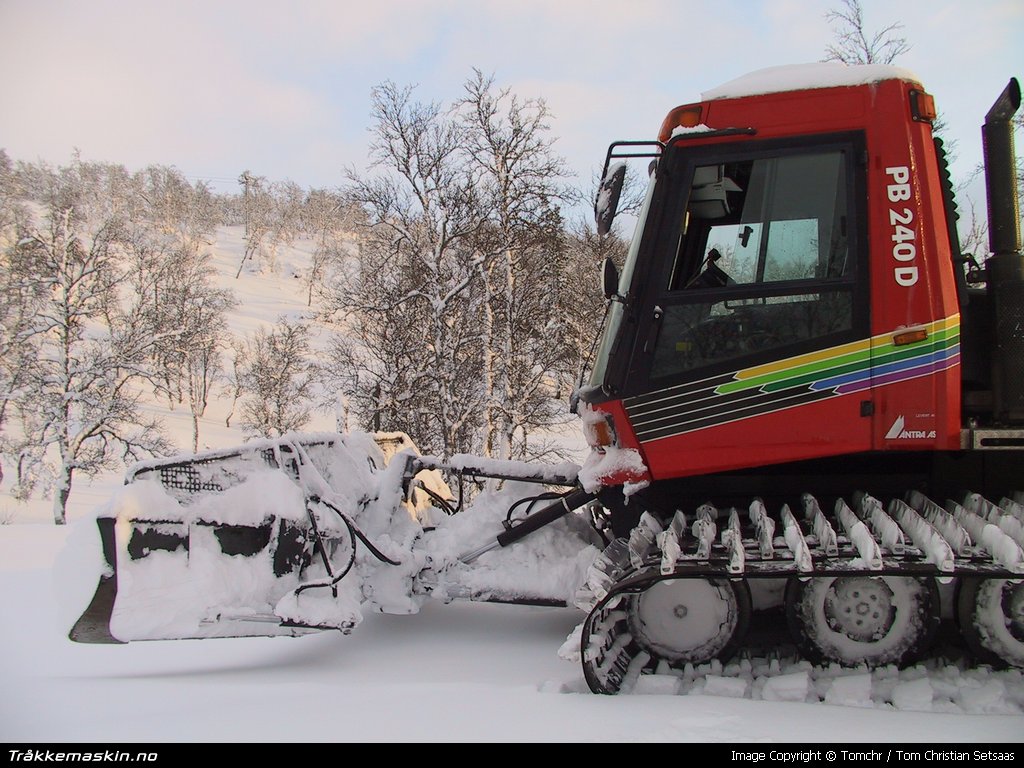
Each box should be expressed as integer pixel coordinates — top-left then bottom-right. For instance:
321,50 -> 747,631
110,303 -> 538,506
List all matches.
585,414 -> 618,450
659,105 -> 703,142
893,328 -> 930,346
910,90 -> 938,122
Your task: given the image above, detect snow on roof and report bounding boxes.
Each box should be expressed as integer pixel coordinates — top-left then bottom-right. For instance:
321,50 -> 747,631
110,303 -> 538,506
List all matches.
702,63 -> 922,101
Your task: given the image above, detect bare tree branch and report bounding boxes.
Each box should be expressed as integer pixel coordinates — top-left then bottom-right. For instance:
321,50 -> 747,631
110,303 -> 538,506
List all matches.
824,0 -> 910,65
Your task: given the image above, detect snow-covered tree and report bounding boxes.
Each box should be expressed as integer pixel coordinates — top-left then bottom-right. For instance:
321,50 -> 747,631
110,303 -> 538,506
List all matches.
235,175 -> 304,278
301,188 -> 363,308
132,165 -> 220,249
336,81 -> 489,457
0,163 -> 41,487
0,150 -> 21,243
324,74 -> 620,460
236,317 -> 321,438
457,70 -> 574,460
127,239 -> 235,451
7,204 -> 170,523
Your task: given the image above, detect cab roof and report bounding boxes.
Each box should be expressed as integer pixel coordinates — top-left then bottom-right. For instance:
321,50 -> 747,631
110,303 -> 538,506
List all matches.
702,63 -> 923,102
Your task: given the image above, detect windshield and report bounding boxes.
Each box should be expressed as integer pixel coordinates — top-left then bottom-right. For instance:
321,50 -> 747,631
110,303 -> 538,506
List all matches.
587,167 -> 658,389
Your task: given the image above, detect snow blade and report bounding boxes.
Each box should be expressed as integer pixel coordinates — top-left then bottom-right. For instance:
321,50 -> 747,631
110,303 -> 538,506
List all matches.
68,516 -> 122,644
68,433 -> 425,643
68,430 -> 602,648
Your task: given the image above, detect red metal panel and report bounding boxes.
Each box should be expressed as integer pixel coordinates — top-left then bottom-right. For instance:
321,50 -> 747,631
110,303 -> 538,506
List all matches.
638,392 -> 870,481
596,76 -> 964,487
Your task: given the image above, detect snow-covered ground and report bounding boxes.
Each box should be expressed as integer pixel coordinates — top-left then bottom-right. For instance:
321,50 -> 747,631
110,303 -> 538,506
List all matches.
1,522 -> 1022,743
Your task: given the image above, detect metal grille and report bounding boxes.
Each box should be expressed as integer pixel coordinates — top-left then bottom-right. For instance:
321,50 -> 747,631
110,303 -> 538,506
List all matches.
157,461 -> 224,493
132,448 -> 280,499
128,440 -> 333,501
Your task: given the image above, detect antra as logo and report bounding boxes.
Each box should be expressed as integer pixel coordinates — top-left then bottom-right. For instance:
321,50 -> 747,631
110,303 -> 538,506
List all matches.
885,415 -> 936,440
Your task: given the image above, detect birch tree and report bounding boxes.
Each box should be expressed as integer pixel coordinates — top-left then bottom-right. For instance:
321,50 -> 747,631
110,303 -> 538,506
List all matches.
236,317 -> 321,438
337,81 -> 488,457
236,176 -> 303,278
9,206 -> 170,523
128,239 -> 235,450
302,188 -> 362,308
0,158 -> 40,486
458,70 -> 572,460
132,164 -> 220,249
824,0 -> 910,65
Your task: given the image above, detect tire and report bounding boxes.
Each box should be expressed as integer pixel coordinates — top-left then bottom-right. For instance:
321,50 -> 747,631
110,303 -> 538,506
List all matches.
627,577 -> 752,664
785,575 -> 940,667
956,577 -> 1024,668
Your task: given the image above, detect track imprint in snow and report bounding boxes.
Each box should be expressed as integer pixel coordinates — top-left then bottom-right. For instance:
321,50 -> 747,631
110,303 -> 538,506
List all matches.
546,655 -> 1024,713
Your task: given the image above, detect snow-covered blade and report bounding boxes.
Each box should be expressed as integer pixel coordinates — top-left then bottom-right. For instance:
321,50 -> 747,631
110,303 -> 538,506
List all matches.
70,431 -> 599,644
71,433 -> 417,642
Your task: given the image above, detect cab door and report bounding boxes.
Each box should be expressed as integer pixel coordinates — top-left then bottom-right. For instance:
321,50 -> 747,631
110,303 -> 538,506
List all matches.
621,133 -> 872,480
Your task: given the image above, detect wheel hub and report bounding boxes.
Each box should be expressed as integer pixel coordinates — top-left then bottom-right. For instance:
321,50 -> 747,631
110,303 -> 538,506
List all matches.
628,578 -> 738,663
824,577 -> 896,642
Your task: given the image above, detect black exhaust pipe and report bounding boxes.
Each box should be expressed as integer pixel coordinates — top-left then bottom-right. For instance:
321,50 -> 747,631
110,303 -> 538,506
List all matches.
983,78 -> 1023,422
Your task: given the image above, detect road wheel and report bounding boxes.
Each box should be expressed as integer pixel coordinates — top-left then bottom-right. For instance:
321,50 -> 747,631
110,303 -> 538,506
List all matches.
786,575 -> 939,666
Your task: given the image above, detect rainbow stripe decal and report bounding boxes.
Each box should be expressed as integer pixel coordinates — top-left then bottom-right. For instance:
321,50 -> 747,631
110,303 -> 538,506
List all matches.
625,315 -> 960,443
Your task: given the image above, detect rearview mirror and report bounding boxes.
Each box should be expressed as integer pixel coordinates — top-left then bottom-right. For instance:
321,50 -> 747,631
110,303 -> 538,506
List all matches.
595,163 -> 626,236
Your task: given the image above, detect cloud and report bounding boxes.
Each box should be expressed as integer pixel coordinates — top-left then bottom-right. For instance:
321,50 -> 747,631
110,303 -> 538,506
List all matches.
0,1 -> 360,185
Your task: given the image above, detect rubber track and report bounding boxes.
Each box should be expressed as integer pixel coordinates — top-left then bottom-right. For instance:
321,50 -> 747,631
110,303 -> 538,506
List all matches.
578,491 -> 1024,694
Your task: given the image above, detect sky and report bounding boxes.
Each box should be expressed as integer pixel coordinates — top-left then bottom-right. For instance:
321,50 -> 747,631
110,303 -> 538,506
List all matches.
0,0 -> 1021,209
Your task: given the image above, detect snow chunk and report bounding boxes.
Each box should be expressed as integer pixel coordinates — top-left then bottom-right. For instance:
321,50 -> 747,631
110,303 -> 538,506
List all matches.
702,63 -> 921,101
891,677 -> 934,712
108,450 -> 313,528
108,479 -> 184,523
274,587 -> 362,630
191,470 -> 307,526
633,674 -> 683,695
823,673 -> 874,708
958,679 -> 1013,714
671,123 -> 714,138
762,670 -> 810,702
578,447 -> 649,495
558,622 -> 584,663
701,675 -> 748,698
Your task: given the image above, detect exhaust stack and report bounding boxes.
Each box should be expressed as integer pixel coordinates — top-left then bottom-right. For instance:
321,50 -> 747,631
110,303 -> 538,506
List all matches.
983,78 -> 1023,422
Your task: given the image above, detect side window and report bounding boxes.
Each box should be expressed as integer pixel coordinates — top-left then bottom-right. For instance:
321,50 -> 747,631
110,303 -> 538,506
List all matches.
762,219 -> 820,281
669,151 -> 849,290
705,223 -> 761,284
653,148 -> 856,381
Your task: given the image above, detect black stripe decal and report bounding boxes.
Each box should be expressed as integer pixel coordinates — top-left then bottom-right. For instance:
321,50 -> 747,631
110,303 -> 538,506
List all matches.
631,387 -> 832,442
